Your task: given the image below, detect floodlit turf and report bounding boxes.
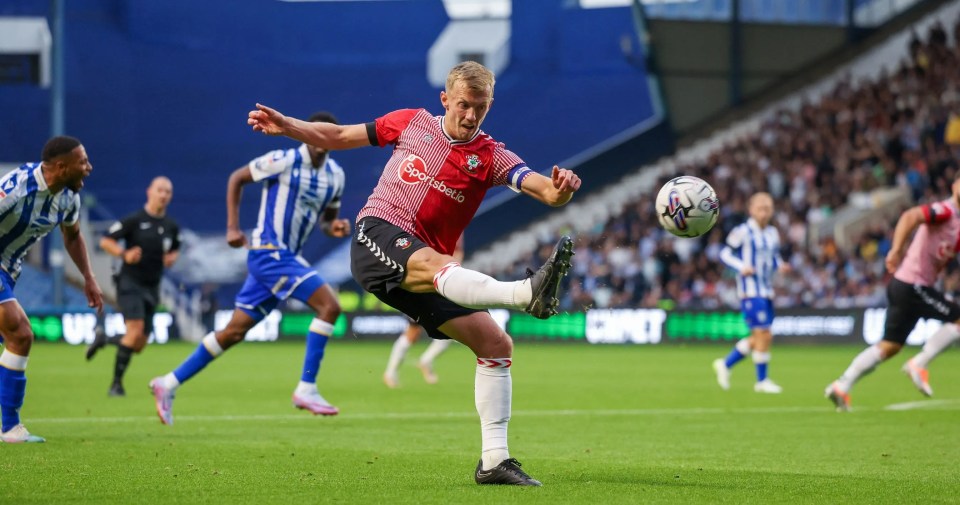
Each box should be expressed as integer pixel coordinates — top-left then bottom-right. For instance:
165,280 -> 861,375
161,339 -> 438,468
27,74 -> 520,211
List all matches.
2,341 -> 959,504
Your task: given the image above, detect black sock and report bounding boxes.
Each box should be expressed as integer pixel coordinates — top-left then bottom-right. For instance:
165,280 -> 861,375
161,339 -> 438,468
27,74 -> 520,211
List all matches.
114,345 -> 134,384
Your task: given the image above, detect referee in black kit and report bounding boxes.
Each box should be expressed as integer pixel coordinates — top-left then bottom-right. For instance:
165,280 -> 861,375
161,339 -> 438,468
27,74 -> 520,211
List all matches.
87,176 -> 180,396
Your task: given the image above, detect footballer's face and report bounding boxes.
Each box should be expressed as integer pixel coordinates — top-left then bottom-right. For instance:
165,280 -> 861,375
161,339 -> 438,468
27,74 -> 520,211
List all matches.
440,80 -> 492,142
749,194 -> 774,227
306,143 -> 328,166
60,145 -> 93,192
146,177 -> 173,212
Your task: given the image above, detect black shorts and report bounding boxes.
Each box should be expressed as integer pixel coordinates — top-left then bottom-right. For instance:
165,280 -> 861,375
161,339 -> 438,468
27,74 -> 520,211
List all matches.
884,278 -> 960,345
115,275 -> 159,334
350,217 -> 483,340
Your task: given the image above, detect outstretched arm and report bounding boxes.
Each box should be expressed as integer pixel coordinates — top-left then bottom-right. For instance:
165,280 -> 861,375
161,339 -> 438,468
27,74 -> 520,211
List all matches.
248,104 -> 372,151
61,222 -> 104,314
519,166 -> 581,207
226,166 -> 254,248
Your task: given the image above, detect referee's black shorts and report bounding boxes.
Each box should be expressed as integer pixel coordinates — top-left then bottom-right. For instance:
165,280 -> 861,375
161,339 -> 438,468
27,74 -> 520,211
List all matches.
350,217 -> 483,340
884,278 -> 960,345
115,275 -> 160,334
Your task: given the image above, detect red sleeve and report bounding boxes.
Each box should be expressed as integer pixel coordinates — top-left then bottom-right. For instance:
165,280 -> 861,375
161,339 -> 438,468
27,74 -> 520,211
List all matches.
490,142 -> 527,187
923,202 -> 953,224
373,109 -> 421,147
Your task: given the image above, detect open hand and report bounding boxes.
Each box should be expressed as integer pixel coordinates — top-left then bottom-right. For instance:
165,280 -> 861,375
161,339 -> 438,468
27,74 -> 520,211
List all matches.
248,103 -> 287,136
85,278 -> 104,316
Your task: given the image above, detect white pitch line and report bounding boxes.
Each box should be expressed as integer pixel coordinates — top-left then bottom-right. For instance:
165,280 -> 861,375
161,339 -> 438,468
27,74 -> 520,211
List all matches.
883,399 -> 960,411
27,402 -> 960,425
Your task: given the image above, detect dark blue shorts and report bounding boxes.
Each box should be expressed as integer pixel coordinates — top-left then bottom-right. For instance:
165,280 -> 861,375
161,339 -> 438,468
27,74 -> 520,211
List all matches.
0,269 -> 15,304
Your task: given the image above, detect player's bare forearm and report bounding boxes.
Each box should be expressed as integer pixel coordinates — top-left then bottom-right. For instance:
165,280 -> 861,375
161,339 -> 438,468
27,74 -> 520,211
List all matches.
891,207 -> 924,254
521,167 -> 581,207
284,118 -> 339,149
100,236 -> 124,258
225,167 -> 250,232
63,225 -> 97,281
548,190 -> 575,207
248,104 -> 370,151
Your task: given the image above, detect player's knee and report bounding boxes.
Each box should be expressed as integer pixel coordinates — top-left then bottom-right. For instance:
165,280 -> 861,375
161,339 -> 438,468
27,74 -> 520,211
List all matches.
8,327 -> 34,346
314,300 -> 341,322
1,325 -> 35,354
480,331 -> 513,358
220,327 -> 246,346
132,339 -> 149,353
879,341 -> 903,358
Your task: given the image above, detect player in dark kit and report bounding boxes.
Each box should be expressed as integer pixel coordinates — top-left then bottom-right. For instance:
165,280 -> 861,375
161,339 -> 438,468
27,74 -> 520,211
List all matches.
249,61 -> 581,486
87,177 -> 180,397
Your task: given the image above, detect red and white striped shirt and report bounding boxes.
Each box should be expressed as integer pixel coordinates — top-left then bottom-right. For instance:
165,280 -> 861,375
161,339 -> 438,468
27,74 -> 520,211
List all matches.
359,108 -> 531,255
895,198 -> 960,286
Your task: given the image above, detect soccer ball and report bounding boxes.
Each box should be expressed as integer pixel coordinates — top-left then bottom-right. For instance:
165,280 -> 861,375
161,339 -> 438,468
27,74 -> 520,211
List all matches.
655,176 -> 720,237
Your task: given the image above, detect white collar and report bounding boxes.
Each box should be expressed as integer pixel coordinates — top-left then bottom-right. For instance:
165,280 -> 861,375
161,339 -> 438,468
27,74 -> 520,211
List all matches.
438,116 -> 481,145
34,165 -> 50,192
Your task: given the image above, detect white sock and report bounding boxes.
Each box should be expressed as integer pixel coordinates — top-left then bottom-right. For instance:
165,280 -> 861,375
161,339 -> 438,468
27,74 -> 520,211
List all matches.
202,332 -> 224,356
752,351 -> 770,364
434,263 -> 532,309
160,372 -> 180,390
419,339 -> 452,366
913,323 -> 960,368
735,338 -> 752,355
295,381 -> 317,396
385,334 -> 411,376
836,345 -> 883,393
0,350 -> 28,371
476,358 -> 512,470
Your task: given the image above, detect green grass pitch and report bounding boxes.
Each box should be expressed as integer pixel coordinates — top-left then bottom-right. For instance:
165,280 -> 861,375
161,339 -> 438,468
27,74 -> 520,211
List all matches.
2,341 -> 959,504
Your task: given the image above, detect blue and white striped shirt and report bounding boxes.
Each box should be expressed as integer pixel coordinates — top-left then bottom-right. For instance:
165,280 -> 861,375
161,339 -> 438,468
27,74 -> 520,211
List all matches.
0,163 -> 81,280
719,218 -> 783,299
248,144 -> 345,255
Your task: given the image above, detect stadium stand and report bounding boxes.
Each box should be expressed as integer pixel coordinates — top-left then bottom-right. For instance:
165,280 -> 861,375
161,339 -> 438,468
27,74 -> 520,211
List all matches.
18,263 -> 91,312
482,5 -> 960,312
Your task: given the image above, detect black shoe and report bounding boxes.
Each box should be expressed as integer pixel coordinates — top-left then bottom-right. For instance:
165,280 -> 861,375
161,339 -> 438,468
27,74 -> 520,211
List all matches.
108,382 -> 126,397
475,458 -> 542,486
524,236 -> 574,320
85,327 -> 108,361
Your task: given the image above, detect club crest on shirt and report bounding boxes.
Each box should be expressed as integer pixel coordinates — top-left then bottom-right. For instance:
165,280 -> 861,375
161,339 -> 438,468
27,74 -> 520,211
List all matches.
422,134 -> 434,143
462,154 -> 481,174
395,237 -> 412,250
0,176 -> 17,198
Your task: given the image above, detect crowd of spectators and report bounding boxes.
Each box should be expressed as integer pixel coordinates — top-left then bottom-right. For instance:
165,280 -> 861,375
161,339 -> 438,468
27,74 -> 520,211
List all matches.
492,18 -> 960,313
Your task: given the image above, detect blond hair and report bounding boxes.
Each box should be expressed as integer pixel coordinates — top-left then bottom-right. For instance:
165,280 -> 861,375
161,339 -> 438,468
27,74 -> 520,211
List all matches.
446,61 -> 495,95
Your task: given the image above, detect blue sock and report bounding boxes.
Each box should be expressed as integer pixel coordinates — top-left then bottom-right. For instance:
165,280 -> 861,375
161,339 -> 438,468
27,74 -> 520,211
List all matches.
301,332 -> 329,384
724,348 -> 746,369
172,344 -> 217,384
0,367 -> 26,432
756,363 -> 768,382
